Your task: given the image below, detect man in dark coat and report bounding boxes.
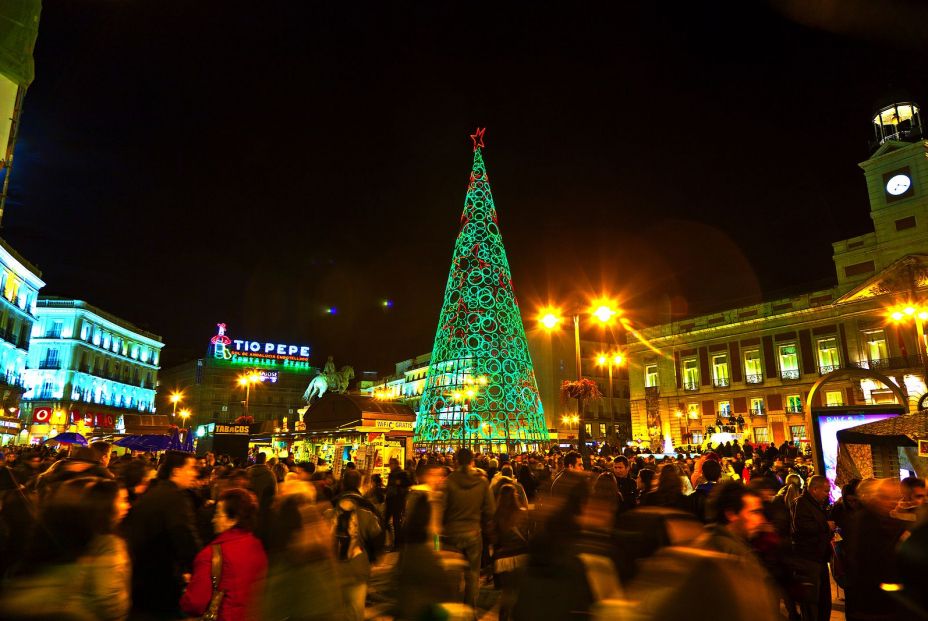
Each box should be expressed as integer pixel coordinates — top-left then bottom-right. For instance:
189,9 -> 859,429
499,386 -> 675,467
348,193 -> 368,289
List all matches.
384,457 -> 411,548
612,455 -> 638,512
126,450 -> 201,619
246,451 -> 277,510
442,447 -> 495,610
792,475 -> 833,621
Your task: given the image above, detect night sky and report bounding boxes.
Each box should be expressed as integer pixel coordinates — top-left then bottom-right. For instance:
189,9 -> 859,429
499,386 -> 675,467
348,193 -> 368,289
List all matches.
4,1 -> 927,374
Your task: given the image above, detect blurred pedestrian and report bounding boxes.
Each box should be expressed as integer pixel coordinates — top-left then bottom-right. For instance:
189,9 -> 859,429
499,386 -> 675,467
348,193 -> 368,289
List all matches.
791,475 -> 833,621
0,477 -> 131,620
181,488 -> 267,621
441,447 -> 495,610
126,450 -> 201,619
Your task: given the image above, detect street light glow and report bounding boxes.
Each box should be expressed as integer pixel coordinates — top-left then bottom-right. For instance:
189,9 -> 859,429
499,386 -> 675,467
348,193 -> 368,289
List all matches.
891,310 -> 905,321
592,304 -> 617,324
613,354 -> 624,366
178,408 -> 190,419
597,354 -> 607,366
170,392 -> 182,404
539,311 -> 561,330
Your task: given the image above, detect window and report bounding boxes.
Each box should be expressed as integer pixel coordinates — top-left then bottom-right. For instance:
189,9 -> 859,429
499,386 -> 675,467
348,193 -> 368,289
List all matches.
645,364 -> 659,388
41,348 -> 59,369
753,427 -> 769,443
718,400 -> 731,416
712,354 -> 729,387
3,274 -> 18,304
786,394 -> 803,414
779,344 -> 799,379
682,358 -> 699,390
80,322 -> 91,340
599,423 -> 606,437
744,349 -> 763,383
691,432 -> 704,444
750,397 -> 765,415
47,321 -> 63,338
584,423 -> 592,436
817,337 -> 840,373
790,425 -> 807,442
826,390 -> 844,406
687,403 -> 700,419
865,331 -> 888,367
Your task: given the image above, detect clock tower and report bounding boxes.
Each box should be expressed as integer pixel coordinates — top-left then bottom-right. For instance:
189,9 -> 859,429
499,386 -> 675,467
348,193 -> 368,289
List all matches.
833,99 -> 928,287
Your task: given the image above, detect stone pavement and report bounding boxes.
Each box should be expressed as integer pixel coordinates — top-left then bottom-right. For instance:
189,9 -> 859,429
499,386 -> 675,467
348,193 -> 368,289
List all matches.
366,551 -> 848,620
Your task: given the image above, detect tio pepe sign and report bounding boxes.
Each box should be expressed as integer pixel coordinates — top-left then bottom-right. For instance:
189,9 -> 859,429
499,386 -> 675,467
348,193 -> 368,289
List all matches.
210,323 -> 311,364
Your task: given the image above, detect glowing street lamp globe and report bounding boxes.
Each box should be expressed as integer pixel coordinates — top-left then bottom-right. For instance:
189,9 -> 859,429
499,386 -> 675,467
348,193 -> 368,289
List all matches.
540,312 -> 561,330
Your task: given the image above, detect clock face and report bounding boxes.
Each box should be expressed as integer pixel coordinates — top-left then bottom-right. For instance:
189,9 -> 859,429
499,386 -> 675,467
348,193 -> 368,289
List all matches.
886,174 -> 912,196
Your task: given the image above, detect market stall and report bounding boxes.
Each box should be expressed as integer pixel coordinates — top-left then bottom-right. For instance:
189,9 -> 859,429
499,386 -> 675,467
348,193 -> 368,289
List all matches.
297,393 -> 416,477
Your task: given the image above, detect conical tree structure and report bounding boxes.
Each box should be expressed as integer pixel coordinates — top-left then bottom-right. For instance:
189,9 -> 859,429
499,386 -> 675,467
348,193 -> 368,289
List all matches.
415,131 -> 549,450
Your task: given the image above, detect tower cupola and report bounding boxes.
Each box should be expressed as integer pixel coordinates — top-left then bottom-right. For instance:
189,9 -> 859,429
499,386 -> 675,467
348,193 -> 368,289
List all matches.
872,100 -> 923,149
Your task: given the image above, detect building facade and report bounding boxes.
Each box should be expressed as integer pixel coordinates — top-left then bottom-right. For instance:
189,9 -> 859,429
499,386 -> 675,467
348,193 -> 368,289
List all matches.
22,298 -> 163,441
367,329 -> 631,446
0,238 -> 44,443
627,102 -> 928,450
157,323 -> 317,429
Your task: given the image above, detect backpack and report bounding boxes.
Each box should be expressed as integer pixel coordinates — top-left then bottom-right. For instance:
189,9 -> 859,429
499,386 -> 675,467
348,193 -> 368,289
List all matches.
334,494 -> 384,564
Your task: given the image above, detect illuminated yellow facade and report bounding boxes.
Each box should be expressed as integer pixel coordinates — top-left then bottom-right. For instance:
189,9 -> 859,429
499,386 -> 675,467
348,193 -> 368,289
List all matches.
628,125 -> 928,450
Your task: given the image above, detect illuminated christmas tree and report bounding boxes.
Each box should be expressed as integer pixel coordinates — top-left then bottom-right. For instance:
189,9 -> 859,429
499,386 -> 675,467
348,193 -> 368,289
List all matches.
415,129 -> 549,450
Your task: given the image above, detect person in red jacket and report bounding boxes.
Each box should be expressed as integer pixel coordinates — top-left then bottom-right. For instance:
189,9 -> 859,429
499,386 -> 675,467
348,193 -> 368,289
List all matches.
181,487 -> 268,621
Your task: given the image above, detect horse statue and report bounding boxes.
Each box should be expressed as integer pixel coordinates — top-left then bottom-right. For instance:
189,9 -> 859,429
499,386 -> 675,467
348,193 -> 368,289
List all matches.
302,365 -> 355,402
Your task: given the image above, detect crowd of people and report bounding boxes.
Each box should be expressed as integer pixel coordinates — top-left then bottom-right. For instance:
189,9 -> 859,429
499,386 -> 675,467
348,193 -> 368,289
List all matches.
0,440 -> 925,620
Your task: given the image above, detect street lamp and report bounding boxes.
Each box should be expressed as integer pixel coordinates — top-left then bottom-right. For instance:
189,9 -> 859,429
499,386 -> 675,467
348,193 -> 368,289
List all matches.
539,298 -> 620,466
596,352 -> 625,444
169,391 -> 183,418
178,408 -> 191,429
237,372 -> 261,417
887,302 -> 928,392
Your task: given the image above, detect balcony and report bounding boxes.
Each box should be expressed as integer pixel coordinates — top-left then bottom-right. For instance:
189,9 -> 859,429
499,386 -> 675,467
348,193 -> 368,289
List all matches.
786,405 -> 804,414
644,386 -> 660,397
850,356 -> 924,372
750,406 -> 766,416
713,377 -> 730,388
818,364 -> 841,375
38,361 -> 61,370
745,373 -> 763,384
780,369 -> 800,380
683,381 -> 699,391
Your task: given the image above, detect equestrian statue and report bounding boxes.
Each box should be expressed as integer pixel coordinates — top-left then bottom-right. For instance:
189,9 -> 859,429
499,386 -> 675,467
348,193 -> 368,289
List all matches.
302,355 -> 355,402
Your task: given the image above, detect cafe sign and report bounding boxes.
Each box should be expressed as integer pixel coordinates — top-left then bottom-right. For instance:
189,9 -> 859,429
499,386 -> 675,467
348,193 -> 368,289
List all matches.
374,420 -> 415,431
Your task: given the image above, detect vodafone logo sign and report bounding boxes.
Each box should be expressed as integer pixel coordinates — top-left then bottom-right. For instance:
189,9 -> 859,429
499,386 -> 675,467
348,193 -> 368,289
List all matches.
33,407 -> 51,423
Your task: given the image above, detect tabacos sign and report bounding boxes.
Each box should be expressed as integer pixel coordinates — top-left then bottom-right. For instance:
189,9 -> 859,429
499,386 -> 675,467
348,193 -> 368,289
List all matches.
210,323 -> 311,364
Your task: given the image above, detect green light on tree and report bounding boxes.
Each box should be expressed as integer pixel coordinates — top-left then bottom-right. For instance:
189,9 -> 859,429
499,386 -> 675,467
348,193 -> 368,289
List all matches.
415,129 -> 548,449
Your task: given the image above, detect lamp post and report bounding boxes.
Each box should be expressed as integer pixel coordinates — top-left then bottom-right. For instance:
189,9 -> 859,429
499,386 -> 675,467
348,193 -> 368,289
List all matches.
540,300 -> 619,467
178,408 -> 191,430
170,392 -> 183,418
596,352 -> 624,444
237,372 -> 261,418
888,302 -> 928,399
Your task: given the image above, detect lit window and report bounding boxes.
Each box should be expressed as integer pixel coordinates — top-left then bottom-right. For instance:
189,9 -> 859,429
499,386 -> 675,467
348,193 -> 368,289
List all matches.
712,354 -> 729,387
865,331 -> 888,367
682,358 -> 699,390
584,423 -> 592,436
718,401 -> 731,416
826,390 -> 844,406
786,394 -> 803,413
750,397 -> 764,415
778,344 -> 799,379
790,425 -> 806,441
744,350 -> 763,383
599,423 -> 606,437
817,338 -> 840,373
645,364 -> 659,388
753,427 -> 769,443
687,403 -> 700,419
3,275 -> 18,304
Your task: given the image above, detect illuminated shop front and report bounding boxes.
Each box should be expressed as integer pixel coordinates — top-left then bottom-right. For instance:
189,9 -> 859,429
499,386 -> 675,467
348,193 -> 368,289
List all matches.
157,323 -> 317,428
295,393 -> 415,477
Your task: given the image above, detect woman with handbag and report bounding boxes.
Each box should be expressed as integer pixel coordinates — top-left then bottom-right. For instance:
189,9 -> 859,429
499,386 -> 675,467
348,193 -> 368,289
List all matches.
181,488 -> 267,621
